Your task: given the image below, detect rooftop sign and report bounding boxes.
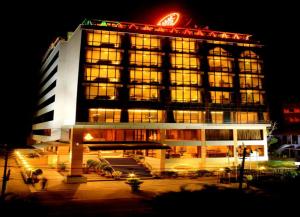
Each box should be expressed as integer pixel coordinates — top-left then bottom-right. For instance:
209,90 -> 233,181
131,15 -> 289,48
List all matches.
157,12 -> 180,26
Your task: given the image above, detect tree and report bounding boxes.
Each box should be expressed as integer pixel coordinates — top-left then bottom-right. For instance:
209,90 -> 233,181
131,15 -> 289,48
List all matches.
267,121 -> 278,148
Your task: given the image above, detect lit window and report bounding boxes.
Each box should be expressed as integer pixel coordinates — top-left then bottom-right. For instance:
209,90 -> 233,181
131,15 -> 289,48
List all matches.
89,108 -> 121,123
130,68 -> 161,84
171,87 -> 201,103
131,34 -> 161,50
170,70 -> 201,86
130,85 -> 159,101
209,47 -> 229,56
130,51 -> 162,67
211,111 -> 223,123
173,110 -> 205,123
208,72 -> 233,87
206,146 -> 233,158
87,30 -> 122,47
239,75 -> 262,89
240,50 -> 258,58
208,56 -> 233,72
171,38 -> 197,53
210,91 -> 231,104
84,65 -> 121,82
234,112 -> 258,123
239,59 -> 261,73
86,48 -> 122,64
85,83 -> 119,100
170,53 -> 199,69
128,109 -> 163,123
240,90 -> 264,104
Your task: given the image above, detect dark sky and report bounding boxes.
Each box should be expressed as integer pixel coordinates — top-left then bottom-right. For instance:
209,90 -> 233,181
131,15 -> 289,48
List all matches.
1,0 -> 299,145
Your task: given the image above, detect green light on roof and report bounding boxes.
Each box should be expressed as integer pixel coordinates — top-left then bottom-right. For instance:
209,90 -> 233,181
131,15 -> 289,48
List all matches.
82,18 -> 92,25
100,21 -> 107,26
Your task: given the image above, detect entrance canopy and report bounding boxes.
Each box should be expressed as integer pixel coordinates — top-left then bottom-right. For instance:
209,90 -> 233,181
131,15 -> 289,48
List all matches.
85,141 -> 170,150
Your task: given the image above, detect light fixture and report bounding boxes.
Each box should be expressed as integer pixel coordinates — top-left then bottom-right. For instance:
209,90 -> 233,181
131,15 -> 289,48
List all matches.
84,133 -> 94,141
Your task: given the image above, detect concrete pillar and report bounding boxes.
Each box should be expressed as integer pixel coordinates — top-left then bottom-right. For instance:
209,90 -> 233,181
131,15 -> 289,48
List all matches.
160,149 -> 166,171
233,129 -> 238,166
263,128 -> 269,160
200,129 -> 206,169
65,128 -> 87,183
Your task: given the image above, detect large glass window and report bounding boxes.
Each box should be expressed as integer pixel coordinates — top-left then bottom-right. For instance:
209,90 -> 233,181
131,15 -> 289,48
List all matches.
210,91 -> 231,104
170,70 -> 201,86
166,130 -> 201,140
173,110 -> 205,123
206,146 -> 234,158
170,53 -> 199,69
131,34 -> 161,50
209,47 -> 229,56
171,38 -> 197,53
237,130 -> 263,140
167,146 -> 200,158
239,59 -> 262,73
128,109 -> 163,122
208,72 -> 233,87
83,129 -> 160,142
130,51 -> 162,67
85,48 -> 121,64
208,56 -> 233,72
240,50 -> 259,58
210,111 -> 224,123
234,112 -> 258,123
171,87 -> 201,103
239,75 -> 262,89
206,129 -> 233,140
84,65 -> 120,82
129,85 -> 159,101
237,145 -> 264,157
85,83 -> 119,100
87,30 -> 122,47
89,108 -> 121,123
130,67 -> 161,84
241,90 -> 264,104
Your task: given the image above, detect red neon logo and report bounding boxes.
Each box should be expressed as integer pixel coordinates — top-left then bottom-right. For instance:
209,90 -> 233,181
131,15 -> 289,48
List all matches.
157,12 -> 180,26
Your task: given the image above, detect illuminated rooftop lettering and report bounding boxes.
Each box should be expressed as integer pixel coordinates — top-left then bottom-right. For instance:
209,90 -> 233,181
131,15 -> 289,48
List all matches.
157,12 -> 180,26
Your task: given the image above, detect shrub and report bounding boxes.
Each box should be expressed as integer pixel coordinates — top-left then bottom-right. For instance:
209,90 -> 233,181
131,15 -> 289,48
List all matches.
112,171 -> 122,180
125,177 -> 144,192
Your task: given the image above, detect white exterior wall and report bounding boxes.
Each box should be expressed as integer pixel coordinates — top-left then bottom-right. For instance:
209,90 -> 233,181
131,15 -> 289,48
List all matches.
33,26 -> 82,142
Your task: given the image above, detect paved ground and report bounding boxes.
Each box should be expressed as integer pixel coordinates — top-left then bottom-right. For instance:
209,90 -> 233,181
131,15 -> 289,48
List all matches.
0,155 -> 31,196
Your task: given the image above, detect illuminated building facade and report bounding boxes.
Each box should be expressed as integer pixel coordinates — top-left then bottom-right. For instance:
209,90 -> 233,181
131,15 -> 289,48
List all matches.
32,17 -> 269,182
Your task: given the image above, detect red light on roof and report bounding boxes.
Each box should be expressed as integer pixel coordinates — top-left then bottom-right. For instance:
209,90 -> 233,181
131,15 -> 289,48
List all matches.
157,12 -> 180,26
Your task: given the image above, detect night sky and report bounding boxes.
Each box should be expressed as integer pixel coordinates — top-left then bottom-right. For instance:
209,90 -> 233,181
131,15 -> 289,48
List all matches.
1,0 -> 299,145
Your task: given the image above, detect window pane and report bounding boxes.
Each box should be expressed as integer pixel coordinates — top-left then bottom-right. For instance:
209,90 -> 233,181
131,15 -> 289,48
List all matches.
128,109 -> 163,122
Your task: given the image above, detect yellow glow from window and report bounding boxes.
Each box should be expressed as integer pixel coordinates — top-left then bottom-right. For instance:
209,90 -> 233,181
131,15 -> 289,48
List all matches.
211,111 -> 223,123
129,85 -> 158,101
131,34 -> 161,49
208,72 -> 233,87
171,38 -> 197,52
87,30 -> 121,47
210,91 -> 231,104
208,56 -> 232,72
209,47 -> 229,56
128,109 -> 163,122
170,54 -> 199,69
86,48 -> 121,64
173,110 -> 205,123
170,70 -> 201,85
89,108 -> 121,123
130,51 -> 162,66
171,87 -> 201,103
130,68 -> 161,83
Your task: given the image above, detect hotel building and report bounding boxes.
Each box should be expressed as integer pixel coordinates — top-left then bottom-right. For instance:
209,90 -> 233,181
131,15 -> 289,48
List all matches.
32,17 -> 270,182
